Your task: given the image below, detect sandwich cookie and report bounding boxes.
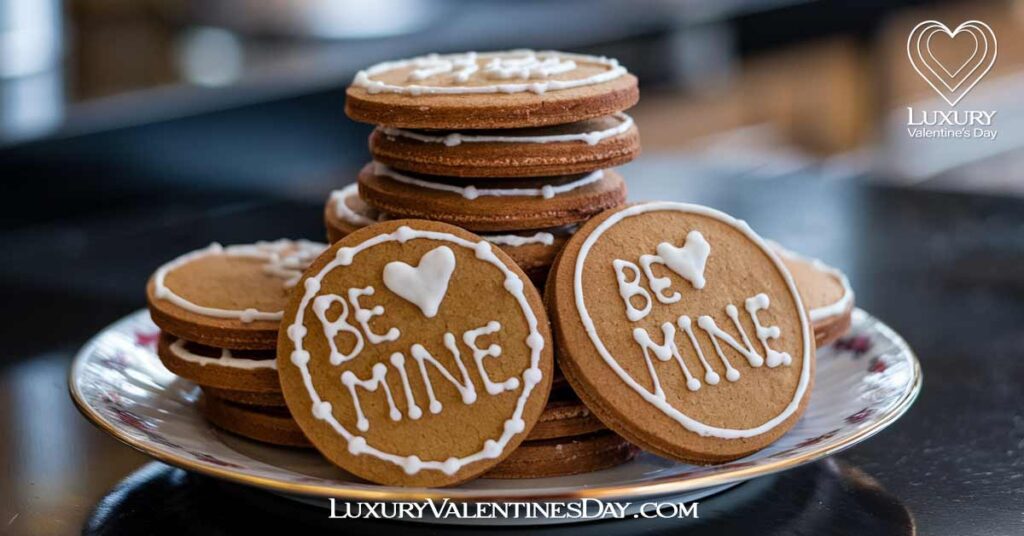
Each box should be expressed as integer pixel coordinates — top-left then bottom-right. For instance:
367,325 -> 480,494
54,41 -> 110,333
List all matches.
770,243 -> 855,348
484,431 -> 639,479
346,50 -> 639,130
278,220 -> 554,486
147,239 -> 326,349
549,202 -> 815,464
369,113 -> 640,178
527,388 -> 606,441
198,394 -> 311,448
156,333 -> 279,393
202,386 -> 287,407
357,162 -> 626,232
327,183 -> 576,285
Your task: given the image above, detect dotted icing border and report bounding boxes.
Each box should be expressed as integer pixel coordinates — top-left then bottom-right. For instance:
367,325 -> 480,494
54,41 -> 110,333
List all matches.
285,226 -> 545,476
573,202 -> 813,439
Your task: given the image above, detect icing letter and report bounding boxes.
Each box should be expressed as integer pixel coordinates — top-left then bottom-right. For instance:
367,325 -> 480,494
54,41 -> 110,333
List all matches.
313,294 -> 364,365
613,259 -> 652,322
410,333 -> 477,413
341,363 -> 402,432
639,254 -> 682,304
347,286 -> 400,344
463,321 -> 520,395
746,294 -> 791,367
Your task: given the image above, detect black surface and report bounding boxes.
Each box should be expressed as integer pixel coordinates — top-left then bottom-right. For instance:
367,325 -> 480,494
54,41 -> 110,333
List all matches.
3,163 -> 1024,533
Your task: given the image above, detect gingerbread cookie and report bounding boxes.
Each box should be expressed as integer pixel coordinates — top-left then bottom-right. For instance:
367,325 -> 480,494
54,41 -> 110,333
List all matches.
346,50 -> 639,130
549,202 -> 814,464
369,113 -> 640,178
326,183 -> 574,285
146,240 -> 325,349
156,332 -> 279,392
202,386 -> 287,407
357,162 -> 625,232
278,220 -> 554,486
325,184 -> 381,241
198,394 -> 311,448
528,391 -> 606,441
484,431 -> 639,479
770,242 -> 855,348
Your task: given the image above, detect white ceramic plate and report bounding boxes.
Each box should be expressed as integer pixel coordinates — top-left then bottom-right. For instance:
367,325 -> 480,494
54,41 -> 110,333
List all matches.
70,309 -> 920,524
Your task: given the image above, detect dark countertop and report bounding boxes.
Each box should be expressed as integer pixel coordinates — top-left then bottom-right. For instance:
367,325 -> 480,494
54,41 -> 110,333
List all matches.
1,158 -> 1023,534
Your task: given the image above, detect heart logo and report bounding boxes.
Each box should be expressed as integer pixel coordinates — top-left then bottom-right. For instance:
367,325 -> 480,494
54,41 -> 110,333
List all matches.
656,230 -> 710,290
907,20 -> 997,106
383,246 -> 456,318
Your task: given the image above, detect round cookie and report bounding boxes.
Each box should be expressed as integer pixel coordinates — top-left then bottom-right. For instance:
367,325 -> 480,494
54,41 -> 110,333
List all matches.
527,391 -> 606,441
156,332 -> 279,392
357,162 -> 626,232
146,240 -> 325,349
198,394 -> 311,448
346,50 -> 639,130
770,242 -> 855,348
277,219 -> 554,487
549,202 -> 815,464
483,431 -> 639,479
326,183 -> 575,285
202,386 -> 287,407
325,184 -> 381,240
369,113 -> 640,178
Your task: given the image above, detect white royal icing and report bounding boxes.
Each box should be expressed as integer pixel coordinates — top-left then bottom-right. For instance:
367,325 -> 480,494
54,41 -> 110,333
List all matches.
330,184 -> 376,226
167,338 -> 276,370
482,232 -> 555,247
769,241 -> 855,323
382,246 -> 457,318
286,227 -> 545,475
373,162 -> 604,200
153,239 -> 326,323
353,50 -> 627,96
575,202 -> 812,439
380,113 -> 635,147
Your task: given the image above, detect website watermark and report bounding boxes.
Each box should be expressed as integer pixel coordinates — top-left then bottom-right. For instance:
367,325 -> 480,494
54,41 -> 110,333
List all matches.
905,20 -> 998,140
328,498 -> 699,521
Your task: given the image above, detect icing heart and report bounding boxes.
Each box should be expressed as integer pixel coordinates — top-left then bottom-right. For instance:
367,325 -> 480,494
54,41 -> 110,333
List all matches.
656,230 -> 710,289
383,246 -> 456,318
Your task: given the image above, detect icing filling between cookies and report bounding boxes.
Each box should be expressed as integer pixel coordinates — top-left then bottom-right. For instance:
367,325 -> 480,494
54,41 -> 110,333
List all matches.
353,50 -> 627,96
286,227 -> 544,475
769,241 -> 855,322
574,202 -> 812,439
373,162 -> 604,200
153,240 -> 326,323
380,113 -> 635,147
168,338 -> 277,370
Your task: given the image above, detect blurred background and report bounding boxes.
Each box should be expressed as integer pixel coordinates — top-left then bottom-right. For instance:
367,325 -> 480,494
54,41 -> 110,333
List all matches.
2,0 -> 1023,217
1,1 -> 1023,534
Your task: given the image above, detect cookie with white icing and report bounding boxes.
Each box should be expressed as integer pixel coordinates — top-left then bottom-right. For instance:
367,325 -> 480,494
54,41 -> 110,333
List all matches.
156,332 -> 279,393
549,202 -> 815,464
357,162 -> 626,232
346,50 -> 639,130
484,431 -> 638,479
146,240 -> 326,349
369,113 -> 640,178
770,243 -> 855,348
325,185 -> 577,286
278,220 -> 554,486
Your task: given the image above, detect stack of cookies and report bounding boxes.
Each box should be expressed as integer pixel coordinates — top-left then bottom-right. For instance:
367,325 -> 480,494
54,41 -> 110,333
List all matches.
146,239 -> 324,447
327,50 -> 640,287
323,50 -> 642,477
